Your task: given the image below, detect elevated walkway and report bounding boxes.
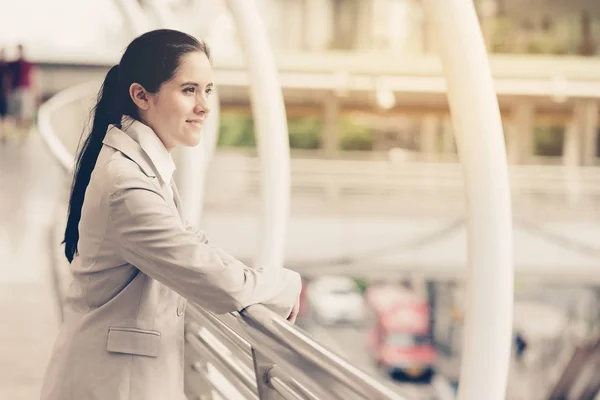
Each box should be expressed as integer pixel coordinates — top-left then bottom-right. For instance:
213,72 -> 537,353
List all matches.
3,132 -> 599,400
0,132 -> 63,399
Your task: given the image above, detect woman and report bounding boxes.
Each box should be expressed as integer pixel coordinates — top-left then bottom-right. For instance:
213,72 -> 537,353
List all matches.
41,29 -> 301,400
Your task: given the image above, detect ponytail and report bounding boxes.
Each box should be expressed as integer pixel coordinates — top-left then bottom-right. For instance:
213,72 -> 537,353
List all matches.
63,65 -> 122,263
63,29 -> 208,263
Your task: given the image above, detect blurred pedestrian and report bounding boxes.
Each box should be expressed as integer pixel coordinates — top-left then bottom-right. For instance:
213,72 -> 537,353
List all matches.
7,44 -> 37,139
0,48 -> 9,143
40,29 -> 301,400
515,331 -> 528,364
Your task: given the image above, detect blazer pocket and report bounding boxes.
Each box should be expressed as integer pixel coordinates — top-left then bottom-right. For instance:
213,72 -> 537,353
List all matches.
106,327 -> 161,358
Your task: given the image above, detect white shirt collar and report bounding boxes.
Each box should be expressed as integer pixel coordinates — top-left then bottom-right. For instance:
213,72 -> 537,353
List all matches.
120,117 -> 176,185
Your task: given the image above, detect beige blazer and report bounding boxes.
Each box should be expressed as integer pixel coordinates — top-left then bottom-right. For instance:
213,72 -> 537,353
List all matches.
41,124 -> 301,400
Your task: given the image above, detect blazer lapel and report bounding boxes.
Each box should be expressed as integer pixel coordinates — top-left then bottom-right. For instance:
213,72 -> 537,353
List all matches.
102,125 -> 156,178
170,180 -> 185,221
104,125 -> 185,222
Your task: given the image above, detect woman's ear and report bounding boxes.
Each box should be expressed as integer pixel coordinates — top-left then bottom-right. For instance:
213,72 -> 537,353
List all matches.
129,83 -> 150,110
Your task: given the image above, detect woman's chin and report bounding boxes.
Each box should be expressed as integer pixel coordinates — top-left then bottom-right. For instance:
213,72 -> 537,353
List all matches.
183,131 -> 203,147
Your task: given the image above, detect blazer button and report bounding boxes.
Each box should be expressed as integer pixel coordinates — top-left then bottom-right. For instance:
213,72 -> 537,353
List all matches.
177,302 -> 185,317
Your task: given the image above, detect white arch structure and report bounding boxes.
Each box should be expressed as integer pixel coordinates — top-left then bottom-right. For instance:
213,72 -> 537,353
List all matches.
422,2 -> 514,400
221,2 -> 514,400
224,0 -> 292,270
113,0 -> 152,37
123,1 -> 515,399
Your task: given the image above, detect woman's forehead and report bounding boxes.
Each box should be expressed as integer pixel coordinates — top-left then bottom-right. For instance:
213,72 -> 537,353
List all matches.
174,52 -> 212,81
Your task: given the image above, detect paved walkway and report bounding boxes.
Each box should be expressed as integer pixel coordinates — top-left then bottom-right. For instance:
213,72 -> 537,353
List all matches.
0,132 -> 63,399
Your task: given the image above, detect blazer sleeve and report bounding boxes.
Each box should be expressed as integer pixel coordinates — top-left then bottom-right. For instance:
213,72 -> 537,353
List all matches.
107,165 -> 301,317
183,222 -> 240,265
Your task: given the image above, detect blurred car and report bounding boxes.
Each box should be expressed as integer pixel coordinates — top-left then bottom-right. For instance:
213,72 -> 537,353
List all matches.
305,275 -> 365,326
366,284 -> 436,382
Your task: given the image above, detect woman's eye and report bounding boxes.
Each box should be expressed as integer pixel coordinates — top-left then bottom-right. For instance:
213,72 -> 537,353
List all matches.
205,87 -> 213,96
184,87 -> 195,94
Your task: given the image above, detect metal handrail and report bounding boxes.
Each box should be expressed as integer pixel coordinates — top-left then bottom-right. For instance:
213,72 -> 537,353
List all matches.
185,325 -> 258,399
238,305 -> 405,400
207,155 -> 600,193
38,83 -> 412,400
545,334 -> 600,400
37,80 -> 101,173
185,304 -> 407,400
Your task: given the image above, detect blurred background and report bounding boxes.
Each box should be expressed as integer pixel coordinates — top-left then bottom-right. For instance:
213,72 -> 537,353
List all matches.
1,0 -> 600,399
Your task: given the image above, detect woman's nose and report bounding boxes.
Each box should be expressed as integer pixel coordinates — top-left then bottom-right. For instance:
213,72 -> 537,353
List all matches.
195,98 -> 210,114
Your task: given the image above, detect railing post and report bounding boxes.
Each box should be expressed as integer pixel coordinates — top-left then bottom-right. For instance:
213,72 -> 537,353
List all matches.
184,321 -> 214,400
546,337 -> 600,400
251,348 -> 282,400
187,361 -> 214,400
184,350 -> 214,400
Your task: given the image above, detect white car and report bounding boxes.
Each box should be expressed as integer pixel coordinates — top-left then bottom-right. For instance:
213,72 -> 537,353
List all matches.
306,276 -> 365,326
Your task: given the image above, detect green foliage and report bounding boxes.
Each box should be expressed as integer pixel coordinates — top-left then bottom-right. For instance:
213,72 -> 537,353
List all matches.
287,117 -> 322,149
534,125 -> 564,156
217,112 -> 374,151
218,112 -> 255,147
339,116 -> 374,151
218,113 -> 323,149
352,276 -> 369,294
489,17 -> 516,53
526,37 -> 569,55
489,16 -> 571,55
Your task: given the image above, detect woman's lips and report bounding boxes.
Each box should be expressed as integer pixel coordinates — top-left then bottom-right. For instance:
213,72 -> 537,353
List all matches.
186,118 -> 205,127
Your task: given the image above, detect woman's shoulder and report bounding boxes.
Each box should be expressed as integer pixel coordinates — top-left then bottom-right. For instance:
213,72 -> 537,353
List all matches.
97,147 -> 158,194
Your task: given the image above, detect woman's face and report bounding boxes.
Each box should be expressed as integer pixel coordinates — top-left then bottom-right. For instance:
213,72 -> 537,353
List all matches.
140,51 -> 214,151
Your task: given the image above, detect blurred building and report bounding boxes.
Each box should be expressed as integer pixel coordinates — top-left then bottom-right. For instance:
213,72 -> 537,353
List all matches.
478,0 -> 600,55
267,0 -> 426,55
5,0 -> 600,170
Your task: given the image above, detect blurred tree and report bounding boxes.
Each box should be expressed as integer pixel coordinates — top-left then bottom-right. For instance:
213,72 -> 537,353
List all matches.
578,10 -> 596,55
218,113 -> 325,149
533,124 -> 564,157
288,117 -> 322,149
218,112 -> 255,147
339,116 -> 374,151
489,16 -> 514,53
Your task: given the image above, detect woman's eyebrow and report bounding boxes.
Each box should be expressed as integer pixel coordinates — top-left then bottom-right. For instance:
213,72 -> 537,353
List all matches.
180,82 -> 214,88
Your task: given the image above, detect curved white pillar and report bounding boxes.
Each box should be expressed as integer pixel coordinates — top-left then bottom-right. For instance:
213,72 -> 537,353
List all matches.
225,0 -> 291,269
114,0 -> 152,36
422,1 -> 514,399
144,0 -> 177,29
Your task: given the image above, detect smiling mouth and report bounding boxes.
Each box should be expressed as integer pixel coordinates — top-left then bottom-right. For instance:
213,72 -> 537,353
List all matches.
186,119 -> 204,126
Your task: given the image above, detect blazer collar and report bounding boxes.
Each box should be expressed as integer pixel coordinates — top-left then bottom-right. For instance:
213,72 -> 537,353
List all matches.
102,119 -> 176,184
103,125 -> 156,178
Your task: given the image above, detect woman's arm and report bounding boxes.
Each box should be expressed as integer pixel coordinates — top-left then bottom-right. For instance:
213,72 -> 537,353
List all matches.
106,161 -> 301,317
